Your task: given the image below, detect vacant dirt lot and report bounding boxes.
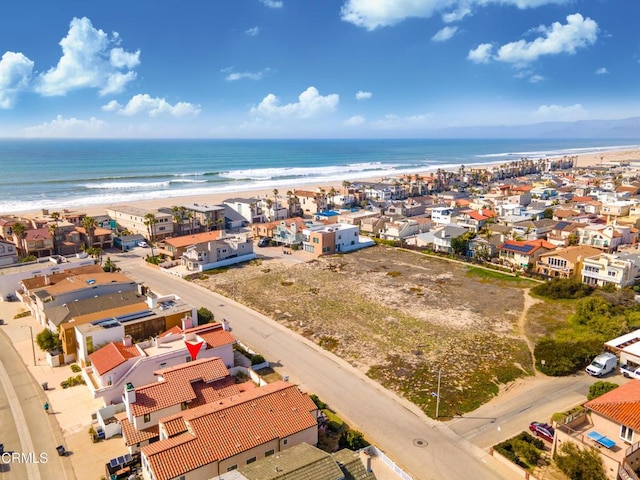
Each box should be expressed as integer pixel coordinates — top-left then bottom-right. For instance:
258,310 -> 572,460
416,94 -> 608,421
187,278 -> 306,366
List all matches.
191,246 -> 536,417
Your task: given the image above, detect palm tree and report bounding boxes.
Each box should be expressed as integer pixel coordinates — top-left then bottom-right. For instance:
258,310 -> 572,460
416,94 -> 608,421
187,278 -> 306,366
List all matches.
272,189 -> 280,220
81,216 -> 97,250
48,223 -> 58,255
328,187 -> 337,209
170,206 -> 183,235
143,213 -> 158,258
342,180 -> 350,197
11,222 -> 27,257
186,211 -> 196,234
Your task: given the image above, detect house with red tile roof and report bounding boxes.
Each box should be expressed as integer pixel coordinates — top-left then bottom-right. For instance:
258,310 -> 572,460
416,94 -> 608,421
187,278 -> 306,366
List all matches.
114,357 -> 247,453
83,322 -> 236,406
140,380 -> 319,480
497,239 -> 556,270
555,380 -> 640,479
158,231 -> 223,260
14,227 -> 54,258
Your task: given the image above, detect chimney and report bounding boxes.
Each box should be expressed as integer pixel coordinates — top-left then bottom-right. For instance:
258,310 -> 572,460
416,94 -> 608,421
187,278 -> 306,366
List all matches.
44,274 -> 50,286
124,382 -> 136,405
366,456 -> 372,472
222,318 -> 230,331
181,316 -> 193,330
123,335 -> 132,347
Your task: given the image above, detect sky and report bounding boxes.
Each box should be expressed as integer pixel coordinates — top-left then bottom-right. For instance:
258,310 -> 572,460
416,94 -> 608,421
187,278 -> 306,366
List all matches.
0,0 -> 638,138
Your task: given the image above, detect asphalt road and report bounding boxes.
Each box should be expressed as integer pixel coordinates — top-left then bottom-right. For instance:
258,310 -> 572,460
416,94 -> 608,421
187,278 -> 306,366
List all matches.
0,329 -> 74,480
116,250 -> 507,480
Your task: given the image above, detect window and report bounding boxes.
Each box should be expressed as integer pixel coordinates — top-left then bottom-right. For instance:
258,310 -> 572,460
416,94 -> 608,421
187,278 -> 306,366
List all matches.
246,457 -> 257,464
283,439 -> 288,446
144,413 -> 151,423
186,356 -> 192,363
313,237 -> 319,244
181,401 -> 188,411
265,449 -> 275,457
621,425 -> 634,443
608,271 -> 617,277
227,465 -> 238,472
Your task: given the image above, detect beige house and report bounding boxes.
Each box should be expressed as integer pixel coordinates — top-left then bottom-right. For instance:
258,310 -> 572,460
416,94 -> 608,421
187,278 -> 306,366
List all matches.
581,252 -> 640,289
106,206 -> 174,240
0,238 -> 18,266
536,245 -> 601,278
555,380 -> 640,480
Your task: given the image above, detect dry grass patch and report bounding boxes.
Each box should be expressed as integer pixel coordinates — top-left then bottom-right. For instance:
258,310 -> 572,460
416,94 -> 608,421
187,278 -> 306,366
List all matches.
191,246 -> 534,417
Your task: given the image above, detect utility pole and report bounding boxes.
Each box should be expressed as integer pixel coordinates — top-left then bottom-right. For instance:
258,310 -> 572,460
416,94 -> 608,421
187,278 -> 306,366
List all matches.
435,369 -> 442,419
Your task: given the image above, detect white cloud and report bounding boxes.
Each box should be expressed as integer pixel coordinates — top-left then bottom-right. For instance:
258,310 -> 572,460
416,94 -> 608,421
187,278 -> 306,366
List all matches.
532,103 -> 587,121
467,43 -> 493,63
101,94 -> 201,118
355,90 -> 372,100
259,0 -> 283,8
250,86 -> 339,119
432,26 -> 458,42
245,27 -> 260,36
223,68 -> 269,81
528,74 -> 545,83
24,115 -> 107,137
595,67 -> 608,74
370,113 -> 432,129
442,6 -> 471,23
36,17 -> 140,96
0,51 -> 34,108
495,13 -> 598,64
341,0 -> 567,30
344,115 -> 366,126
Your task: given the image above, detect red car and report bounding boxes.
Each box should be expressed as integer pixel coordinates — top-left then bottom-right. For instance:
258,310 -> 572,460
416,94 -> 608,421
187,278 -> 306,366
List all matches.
529,421 -> 555,442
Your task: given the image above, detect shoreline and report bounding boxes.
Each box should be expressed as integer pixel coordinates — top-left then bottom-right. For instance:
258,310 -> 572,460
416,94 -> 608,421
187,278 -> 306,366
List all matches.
15,147 -> 640,219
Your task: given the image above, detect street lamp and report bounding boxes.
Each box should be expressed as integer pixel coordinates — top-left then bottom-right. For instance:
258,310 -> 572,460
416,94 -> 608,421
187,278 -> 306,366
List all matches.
21,325 -> 36,367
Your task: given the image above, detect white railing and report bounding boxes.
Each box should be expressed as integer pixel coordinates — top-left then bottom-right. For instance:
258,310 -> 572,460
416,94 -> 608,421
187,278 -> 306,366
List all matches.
364,445 -> 413,480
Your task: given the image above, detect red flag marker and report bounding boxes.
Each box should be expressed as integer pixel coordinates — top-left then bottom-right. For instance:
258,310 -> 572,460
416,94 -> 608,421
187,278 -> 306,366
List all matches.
185,341 -> 203,360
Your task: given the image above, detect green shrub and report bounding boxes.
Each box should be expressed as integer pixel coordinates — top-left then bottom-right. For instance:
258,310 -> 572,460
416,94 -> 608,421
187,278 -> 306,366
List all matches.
70,364 -> 81,373
531,278 -> 594,299
36,328 -> 62,352
511,439 -> 541,466
556,441 -> 606,480
588,381 -> 619,400
534,338 -> 602,376
310,394 -> 328,410
61,374 -> 86,389
251,354 -> 266,365
338,430 -> 369,450
197,307 -> 214,324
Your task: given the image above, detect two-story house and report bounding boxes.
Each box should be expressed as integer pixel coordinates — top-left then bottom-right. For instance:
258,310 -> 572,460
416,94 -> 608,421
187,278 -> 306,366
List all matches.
0,238 -> 18,267
106,206 -> 174,240
84,322 -> 235,405
302,223 -> 373,257
181,233 -> 255,272
535,245 -> 601,279
139,378 -> 318,480
581,252 -> 640,288
497,239 -> 556,270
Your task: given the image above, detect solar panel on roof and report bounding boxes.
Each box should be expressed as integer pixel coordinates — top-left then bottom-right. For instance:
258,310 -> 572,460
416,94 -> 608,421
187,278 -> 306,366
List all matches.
505,244 -> 536,254
116,310 -> 153,323
555,221 -> 570,230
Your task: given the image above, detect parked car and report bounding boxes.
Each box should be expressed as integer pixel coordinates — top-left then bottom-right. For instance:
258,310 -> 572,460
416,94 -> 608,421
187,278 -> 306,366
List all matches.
137,241 -> 149,248
257,237 -> 270,247
529,422 -> 555,442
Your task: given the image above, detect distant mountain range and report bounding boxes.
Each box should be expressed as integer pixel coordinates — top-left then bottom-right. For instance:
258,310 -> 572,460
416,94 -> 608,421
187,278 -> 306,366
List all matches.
428,116 -> 640,139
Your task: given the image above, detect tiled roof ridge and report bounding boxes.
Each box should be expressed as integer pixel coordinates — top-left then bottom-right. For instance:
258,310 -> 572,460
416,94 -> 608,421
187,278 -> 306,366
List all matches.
180,381 -> 298,421
155,356 -> 221,376
182,322 -> 224,334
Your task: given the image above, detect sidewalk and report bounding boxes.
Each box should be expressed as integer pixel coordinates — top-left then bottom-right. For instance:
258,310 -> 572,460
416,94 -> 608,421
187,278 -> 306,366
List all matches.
0,301 -> 129,480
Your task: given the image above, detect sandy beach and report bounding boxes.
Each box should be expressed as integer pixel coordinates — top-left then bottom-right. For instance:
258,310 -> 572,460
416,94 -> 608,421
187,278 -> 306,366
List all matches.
17,147 -> 640,219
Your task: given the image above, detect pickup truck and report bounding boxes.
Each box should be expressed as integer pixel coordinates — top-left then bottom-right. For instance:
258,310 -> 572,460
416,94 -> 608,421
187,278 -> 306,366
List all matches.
621,364 -> 640,379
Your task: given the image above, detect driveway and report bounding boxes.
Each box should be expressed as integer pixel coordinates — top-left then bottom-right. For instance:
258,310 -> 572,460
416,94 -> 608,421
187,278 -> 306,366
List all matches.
115,252 -> 513,480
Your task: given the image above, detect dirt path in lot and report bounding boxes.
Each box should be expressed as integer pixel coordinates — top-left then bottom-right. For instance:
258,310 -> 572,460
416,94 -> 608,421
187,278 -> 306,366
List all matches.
517,289 -> 543,377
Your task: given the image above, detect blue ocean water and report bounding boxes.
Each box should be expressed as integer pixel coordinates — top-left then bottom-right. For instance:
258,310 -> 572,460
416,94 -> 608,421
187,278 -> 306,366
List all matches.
1,138 -> 638,214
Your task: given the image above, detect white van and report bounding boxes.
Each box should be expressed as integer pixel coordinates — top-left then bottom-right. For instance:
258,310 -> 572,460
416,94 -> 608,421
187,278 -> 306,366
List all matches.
586,352 -> 617,377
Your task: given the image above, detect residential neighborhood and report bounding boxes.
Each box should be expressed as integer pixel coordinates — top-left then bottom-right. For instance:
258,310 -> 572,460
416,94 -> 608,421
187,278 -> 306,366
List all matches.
6,156 -> 640,480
